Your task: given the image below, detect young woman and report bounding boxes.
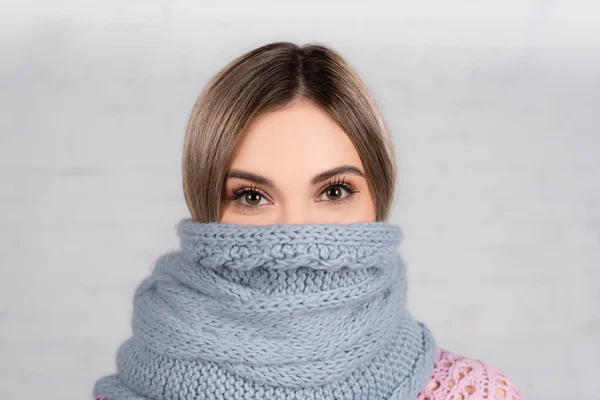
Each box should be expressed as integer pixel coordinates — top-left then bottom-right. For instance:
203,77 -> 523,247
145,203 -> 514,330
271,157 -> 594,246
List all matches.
93,42 -> 523,400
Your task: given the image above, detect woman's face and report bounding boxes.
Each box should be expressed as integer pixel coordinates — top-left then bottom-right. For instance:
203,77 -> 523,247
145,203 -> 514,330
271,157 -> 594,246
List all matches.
221,101 -> 376,225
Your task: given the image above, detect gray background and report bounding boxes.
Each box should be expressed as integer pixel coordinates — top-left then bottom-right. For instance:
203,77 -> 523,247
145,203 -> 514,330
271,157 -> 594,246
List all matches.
1,1 -> 599,399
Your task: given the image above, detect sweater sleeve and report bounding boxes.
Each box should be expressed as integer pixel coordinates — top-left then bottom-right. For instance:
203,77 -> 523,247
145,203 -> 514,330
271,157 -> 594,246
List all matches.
415,348 -> 524,400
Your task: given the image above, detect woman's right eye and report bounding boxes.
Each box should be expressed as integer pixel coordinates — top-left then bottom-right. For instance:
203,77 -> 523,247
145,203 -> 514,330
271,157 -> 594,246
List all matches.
230,189 -> 270,209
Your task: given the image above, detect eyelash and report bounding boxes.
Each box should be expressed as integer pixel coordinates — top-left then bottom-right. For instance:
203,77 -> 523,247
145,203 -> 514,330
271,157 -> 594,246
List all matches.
227,177 -> 360,212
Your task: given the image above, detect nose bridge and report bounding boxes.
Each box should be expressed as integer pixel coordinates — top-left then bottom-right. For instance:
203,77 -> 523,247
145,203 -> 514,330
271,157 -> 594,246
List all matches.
276,199 -> 312,225
277,210 -> 309,225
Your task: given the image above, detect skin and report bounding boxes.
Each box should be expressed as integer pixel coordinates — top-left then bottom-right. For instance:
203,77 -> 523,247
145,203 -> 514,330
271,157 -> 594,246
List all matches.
220,100 -> 376,225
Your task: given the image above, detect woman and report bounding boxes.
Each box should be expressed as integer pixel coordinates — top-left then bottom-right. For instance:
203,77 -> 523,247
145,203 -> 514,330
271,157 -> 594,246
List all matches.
93,42 -> 523,400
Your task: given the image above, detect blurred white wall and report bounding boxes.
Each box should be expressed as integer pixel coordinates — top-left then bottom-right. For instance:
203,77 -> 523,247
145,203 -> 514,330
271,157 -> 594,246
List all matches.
1,1 -> 599,399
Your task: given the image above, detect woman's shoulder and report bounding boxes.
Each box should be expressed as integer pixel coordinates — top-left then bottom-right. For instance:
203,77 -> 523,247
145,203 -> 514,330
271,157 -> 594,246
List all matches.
416,347 -> 524,400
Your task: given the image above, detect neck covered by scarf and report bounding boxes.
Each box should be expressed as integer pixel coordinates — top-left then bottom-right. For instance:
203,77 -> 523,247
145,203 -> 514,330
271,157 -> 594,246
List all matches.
93,219 -> 436,400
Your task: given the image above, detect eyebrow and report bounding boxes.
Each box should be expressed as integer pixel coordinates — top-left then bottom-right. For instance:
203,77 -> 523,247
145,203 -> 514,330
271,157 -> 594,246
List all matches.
225,165 -> 366,187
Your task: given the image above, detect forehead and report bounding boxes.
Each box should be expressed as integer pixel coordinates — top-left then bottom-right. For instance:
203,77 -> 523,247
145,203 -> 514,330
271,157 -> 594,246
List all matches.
230,102 -> 363,177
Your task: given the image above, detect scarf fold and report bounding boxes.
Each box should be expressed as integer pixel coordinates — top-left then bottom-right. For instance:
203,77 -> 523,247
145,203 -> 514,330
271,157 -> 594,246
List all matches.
93,218 -> 436,400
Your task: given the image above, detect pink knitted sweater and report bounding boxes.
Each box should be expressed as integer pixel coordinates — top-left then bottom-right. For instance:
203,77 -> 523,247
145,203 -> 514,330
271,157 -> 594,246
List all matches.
93,347 -> 523,400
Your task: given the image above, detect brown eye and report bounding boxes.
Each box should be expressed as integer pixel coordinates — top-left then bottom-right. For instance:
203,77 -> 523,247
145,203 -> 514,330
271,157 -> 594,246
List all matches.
325,187 -> 343,201
319,184 -> 356,203
244,191 -> 262,206
233,188 -> 269,208
228,185 -> 270,211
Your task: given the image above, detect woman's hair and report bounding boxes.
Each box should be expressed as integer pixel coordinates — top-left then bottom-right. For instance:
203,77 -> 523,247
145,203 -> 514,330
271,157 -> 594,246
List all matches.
182,41 -> 397,222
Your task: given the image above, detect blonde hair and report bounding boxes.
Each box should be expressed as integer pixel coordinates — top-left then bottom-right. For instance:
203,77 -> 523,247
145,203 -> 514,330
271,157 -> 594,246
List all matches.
182,41 -> 397,222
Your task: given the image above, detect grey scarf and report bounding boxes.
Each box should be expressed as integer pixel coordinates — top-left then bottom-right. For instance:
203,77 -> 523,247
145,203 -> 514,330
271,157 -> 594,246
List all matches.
93,218 -> 436,399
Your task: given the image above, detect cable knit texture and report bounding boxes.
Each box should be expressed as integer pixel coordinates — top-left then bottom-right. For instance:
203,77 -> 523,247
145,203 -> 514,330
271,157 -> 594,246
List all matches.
91,218 -> 520,400
94,348 -> 524,400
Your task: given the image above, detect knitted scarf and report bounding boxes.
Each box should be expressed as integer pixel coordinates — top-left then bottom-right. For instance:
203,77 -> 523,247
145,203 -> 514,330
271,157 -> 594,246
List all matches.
93,218 -> 436,400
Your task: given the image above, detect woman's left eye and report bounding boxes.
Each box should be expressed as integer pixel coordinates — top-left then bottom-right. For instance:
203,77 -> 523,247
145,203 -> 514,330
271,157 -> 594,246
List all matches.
318,184 -> 356,203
